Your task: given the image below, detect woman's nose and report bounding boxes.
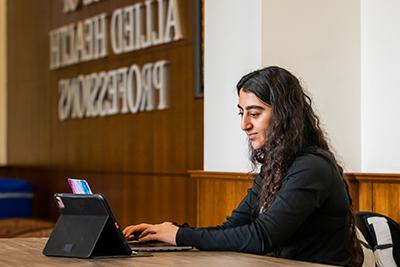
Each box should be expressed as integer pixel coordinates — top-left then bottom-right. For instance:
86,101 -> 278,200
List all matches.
241,115 -> 252,131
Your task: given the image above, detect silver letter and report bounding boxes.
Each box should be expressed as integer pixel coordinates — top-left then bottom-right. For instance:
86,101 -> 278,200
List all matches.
164,0 -> 182,42
153,60 -> 168,109
111,8 -> 123,54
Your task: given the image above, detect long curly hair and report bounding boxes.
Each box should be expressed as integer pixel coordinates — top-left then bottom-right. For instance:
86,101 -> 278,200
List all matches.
236,66 -> 363,267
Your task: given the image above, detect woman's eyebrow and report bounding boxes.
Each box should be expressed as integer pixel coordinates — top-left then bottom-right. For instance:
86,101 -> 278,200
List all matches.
237,104 -> 265,111
245,105 -> 265,111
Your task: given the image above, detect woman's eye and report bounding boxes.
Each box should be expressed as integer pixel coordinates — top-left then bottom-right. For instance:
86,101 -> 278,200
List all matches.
238,112 -> 243,117
250,113 -> 259,118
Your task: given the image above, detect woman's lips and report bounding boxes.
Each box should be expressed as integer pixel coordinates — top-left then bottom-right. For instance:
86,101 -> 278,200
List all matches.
248,133 -> 257,140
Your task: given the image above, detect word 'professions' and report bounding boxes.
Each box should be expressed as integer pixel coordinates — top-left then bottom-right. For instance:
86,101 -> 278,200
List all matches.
58,60 -> 168,120
49,0 -> 182,69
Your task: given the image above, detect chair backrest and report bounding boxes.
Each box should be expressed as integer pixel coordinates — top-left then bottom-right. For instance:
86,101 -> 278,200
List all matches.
356,227 -> 375,267
355,211 -> 400,267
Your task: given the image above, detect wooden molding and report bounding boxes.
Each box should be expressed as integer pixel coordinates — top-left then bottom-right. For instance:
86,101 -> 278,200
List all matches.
189,170 -> 386,182
188,171 -> 399,183
189,170 -> 256,180
346,173 -> 400,183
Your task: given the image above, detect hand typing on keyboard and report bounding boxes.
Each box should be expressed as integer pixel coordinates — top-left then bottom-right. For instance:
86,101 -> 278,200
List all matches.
123,222 -> 179,245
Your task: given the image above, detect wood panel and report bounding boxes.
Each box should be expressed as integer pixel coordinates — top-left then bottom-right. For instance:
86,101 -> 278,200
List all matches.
344,174 -> 359,211
7,0 -> 51,165
0,166 -> 197,227
348,173 -> 400,222
373,183 -> 400,222
5,0 -> 202,225
358,183 -> 373,211
190,171 -> 254,227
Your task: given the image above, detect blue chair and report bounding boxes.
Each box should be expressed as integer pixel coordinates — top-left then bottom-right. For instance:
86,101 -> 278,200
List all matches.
0,178 -> 34,218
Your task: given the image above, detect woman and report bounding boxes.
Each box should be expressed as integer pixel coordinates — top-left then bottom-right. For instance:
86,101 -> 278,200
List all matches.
123,66 -> 363,266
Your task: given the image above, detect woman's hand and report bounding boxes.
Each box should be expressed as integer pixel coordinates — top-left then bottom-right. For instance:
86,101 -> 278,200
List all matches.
123,222 -> 179,245
123,223 -> 152,241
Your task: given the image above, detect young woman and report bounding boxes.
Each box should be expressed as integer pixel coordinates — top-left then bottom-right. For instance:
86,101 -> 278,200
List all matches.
123,66 -> 363,266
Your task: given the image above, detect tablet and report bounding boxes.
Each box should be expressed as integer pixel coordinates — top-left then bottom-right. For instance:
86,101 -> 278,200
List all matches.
43,193 -> 148,258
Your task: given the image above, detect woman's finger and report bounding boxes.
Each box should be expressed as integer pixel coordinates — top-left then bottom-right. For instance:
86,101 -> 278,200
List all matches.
123,223 -> 151,238
122,226 -> 134,237
123,225 -> 139,237
139,233 -> 158,243
139,226 -> 156,238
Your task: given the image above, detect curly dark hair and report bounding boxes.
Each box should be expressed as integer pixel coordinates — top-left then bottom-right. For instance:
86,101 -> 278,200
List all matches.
236,66 -> 363,267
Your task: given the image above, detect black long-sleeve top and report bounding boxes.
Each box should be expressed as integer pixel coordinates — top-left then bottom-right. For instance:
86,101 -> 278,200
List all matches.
176,152 -> 352,266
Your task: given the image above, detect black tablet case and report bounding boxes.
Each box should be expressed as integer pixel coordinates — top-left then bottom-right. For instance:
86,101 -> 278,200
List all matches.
43,193 -> 132,258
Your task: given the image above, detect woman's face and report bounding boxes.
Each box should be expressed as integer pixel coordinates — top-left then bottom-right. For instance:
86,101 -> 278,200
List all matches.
238,89 -> 272,150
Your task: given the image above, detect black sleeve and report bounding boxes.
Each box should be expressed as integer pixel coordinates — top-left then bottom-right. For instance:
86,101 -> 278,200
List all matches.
176,156 -> 333,254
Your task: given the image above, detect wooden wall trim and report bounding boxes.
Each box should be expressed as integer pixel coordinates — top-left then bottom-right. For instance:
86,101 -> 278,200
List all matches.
189,170 -> 256,181
346,173 -> 400,183
191,170 -> 400,183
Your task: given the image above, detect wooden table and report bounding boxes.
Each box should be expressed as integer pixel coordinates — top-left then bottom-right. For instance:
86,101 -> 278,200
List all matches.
0,238 -> 334,266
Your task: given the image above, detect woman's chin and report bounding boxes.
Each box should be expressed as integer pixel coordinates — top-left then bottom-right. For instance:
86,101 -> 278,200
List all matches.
250,142 -> 263,150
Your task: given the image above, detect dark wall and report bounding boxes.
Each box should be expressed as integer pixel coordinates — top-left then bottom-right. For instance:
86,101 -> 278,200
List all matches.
4,0 -> 203,227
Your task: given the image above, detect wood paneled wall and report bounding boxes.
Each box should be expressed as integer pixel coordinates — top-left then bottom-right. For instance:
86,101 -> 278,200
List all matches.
190,171 -> 254,227
191,171 -> 400,227
3,0 -> 202,227
0,167 -> 197,227
346,173 -> 400,222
